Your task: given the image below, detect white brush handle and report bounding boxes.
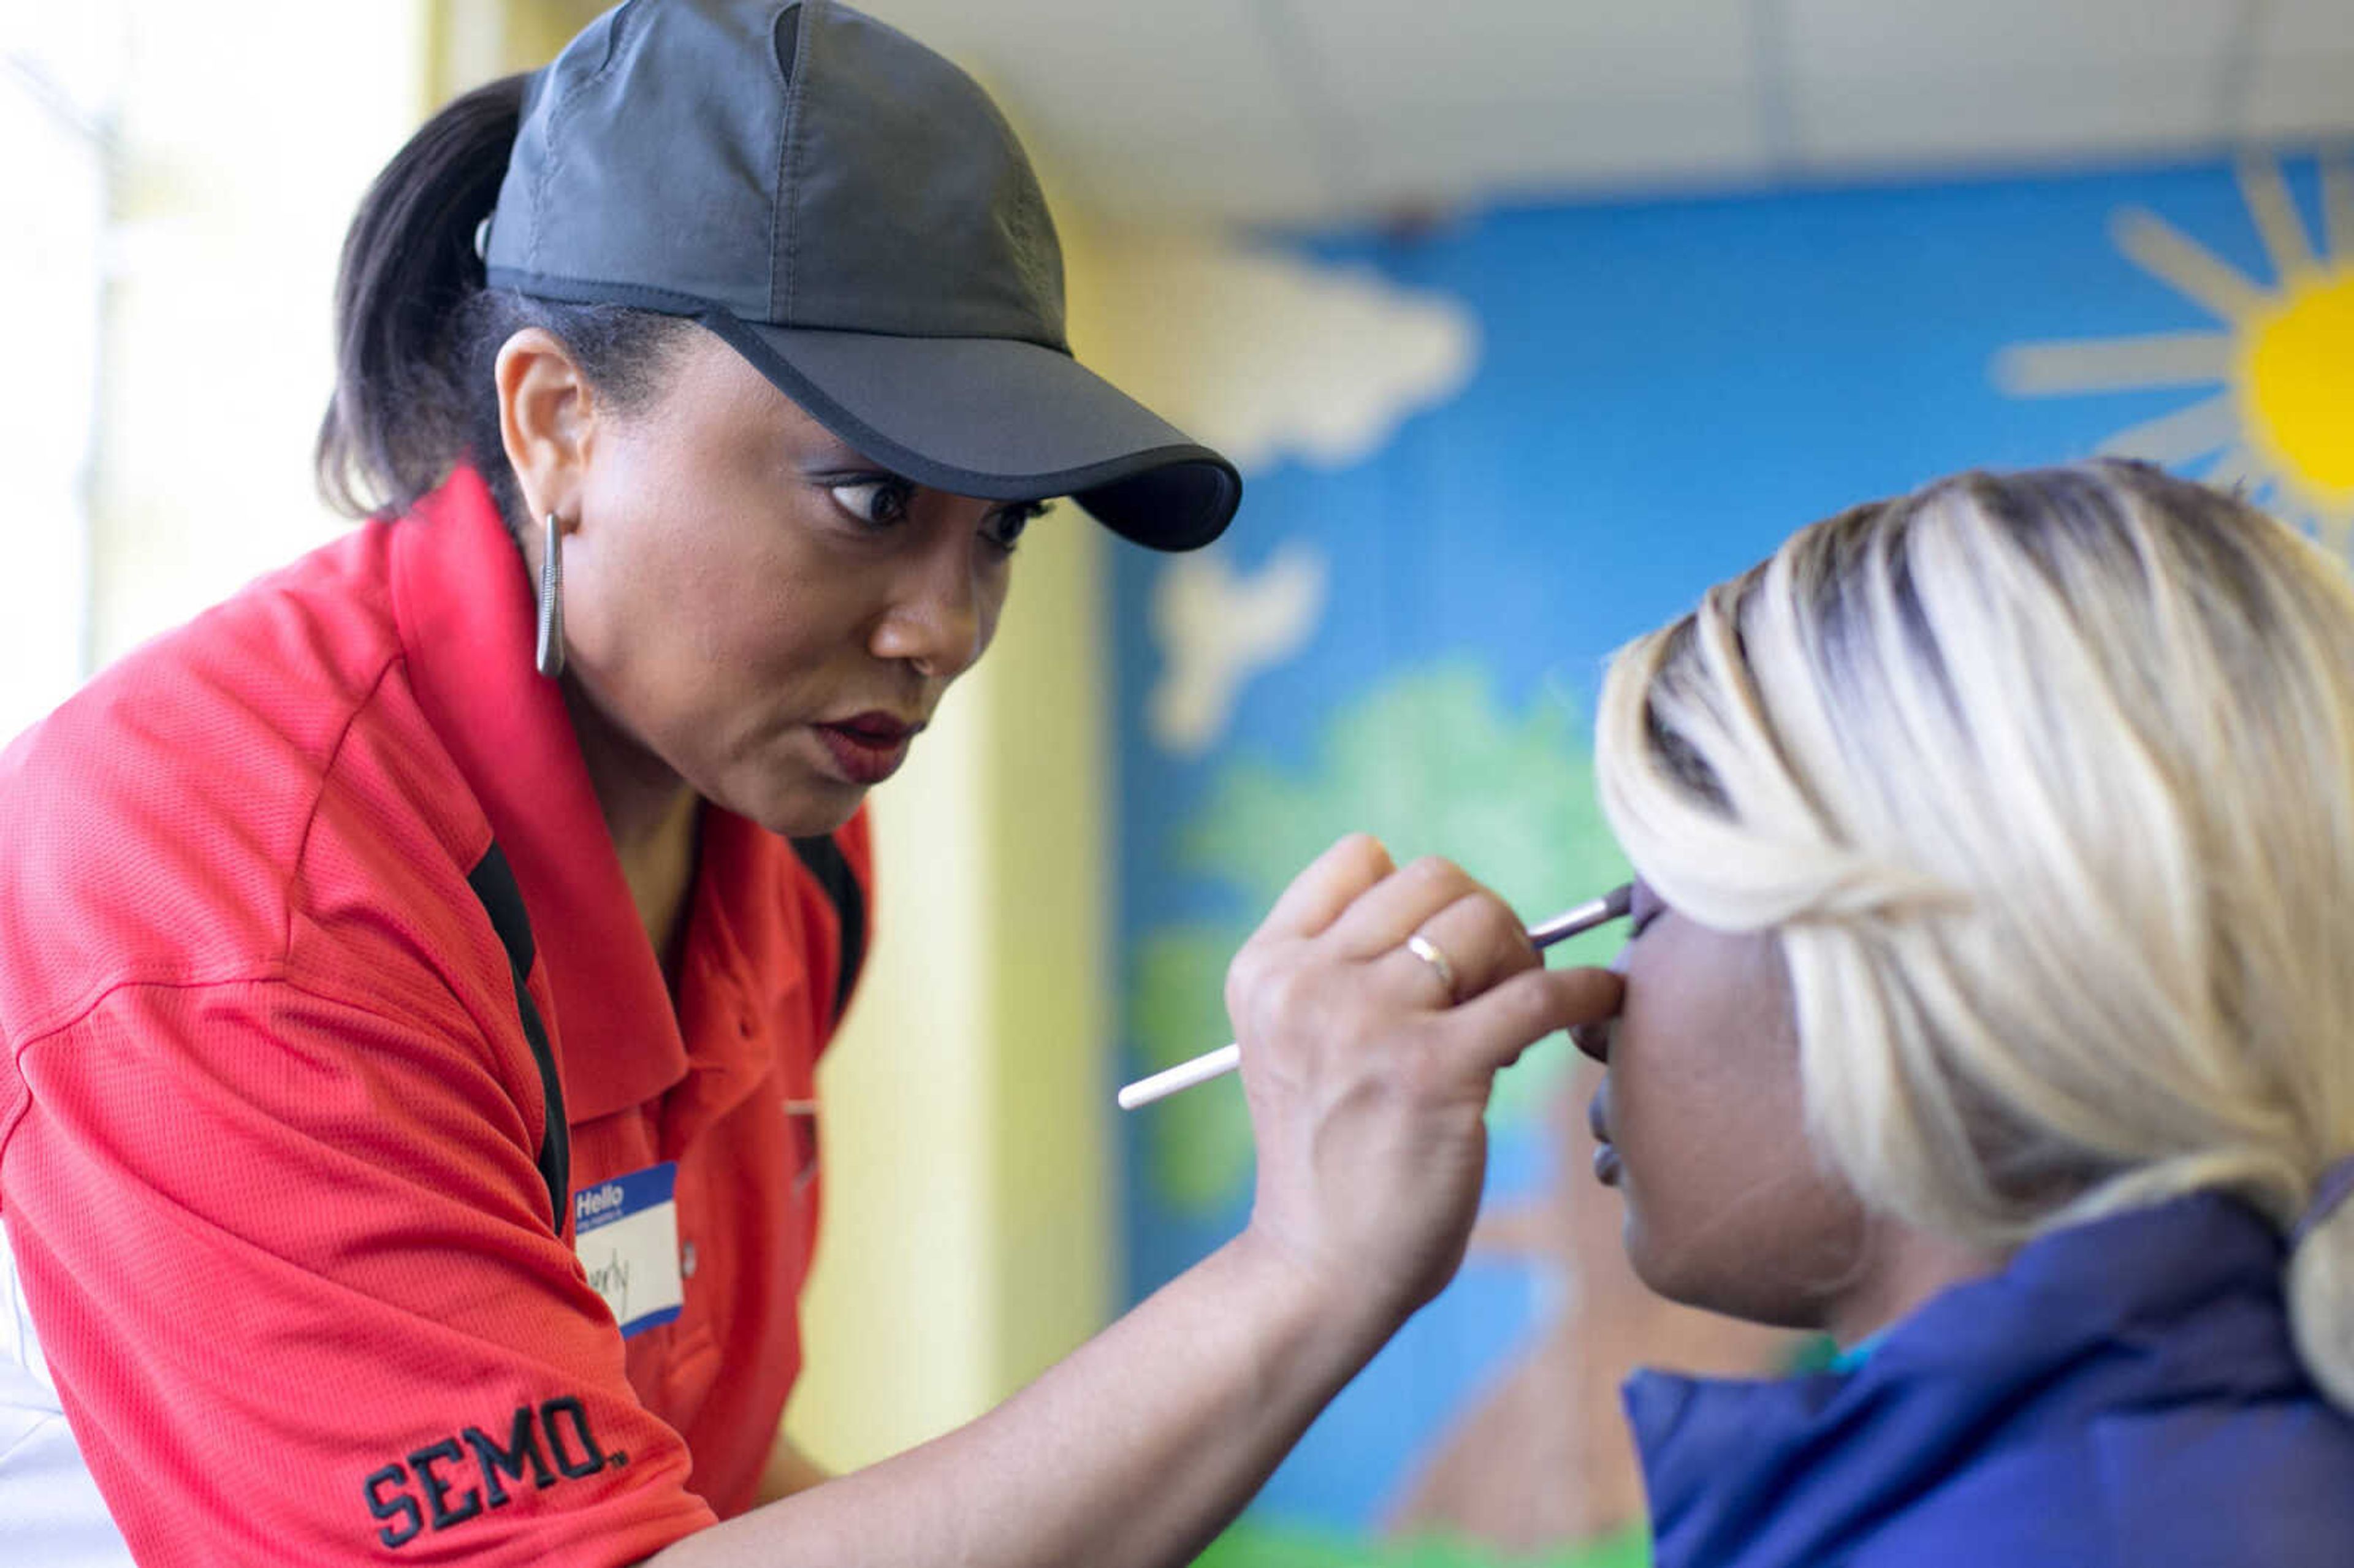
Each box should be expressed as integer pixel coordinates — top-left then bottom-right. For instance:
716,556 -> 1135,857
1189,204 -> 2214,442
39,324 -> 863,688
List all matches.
1116,1042 -> 1241,1110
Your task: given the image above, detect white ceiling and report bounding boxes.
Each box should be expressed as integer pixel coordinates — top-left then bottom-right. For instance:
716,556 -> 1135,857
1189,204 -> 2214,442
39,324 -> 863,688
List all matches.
852,0 -> 2354,225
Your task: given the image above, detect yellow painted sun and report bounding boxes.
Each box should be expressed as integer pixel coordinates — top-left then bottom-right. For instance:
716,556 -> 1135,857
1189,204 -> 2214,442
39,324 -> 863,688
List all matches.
1994,154 -> 2354,551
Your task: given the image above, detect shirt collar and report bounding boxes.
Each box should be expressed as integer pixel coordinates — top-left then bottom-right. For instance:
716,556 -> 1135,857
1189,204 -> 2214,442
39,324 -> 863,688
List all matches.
389,467 -> 688,1122
1626,1192 -> 2301,1568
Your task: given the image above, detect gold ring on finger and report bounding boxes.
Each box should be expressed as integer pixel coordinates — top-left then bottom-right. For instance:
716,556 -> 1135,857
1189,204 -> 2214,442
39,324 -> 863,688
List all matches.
1404,931 -> 1460,1005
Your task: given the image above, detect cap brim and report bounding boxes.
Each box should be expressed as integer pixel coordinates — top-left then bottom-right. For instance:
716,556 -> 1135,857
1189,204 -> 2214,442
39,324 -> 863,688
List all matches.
698,314 -> 1241,552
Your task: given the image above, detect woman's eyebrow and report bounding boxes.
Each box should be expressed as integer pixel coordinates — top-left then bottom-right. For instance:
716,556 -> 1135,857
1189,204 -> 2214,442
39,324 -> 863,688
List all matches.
795,454 -> 889,476
1627,878 -> 1662,924
787,433 -> 893,474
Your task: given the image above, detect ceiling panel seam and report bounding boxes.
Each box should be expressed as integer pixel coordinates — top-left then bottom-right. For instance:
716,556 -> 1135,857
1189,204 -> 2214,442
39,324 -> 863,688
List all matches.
1251,0 -> 1360,213
1750,0 -> 1799,176
2222,0 -> 2264,142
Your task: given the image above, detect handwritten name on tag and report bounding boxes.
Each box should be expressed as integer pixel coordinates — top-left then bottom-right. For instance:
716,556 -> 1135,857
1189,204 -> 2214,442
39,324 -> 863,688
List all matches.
573,1162 -> 684,1339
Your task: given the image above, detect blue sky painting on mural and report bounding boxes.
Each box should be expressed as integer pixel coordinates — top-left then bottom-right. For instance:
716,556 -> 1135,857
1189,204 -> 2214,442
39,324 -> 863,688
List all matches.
1113,156 -> 2347,1541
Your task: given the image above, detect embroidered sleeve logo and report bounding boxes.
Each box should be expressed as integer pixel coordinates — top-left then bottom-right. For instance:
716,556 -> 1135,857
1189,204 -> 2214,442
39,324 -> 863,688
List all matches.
362,1396 -> 626,1548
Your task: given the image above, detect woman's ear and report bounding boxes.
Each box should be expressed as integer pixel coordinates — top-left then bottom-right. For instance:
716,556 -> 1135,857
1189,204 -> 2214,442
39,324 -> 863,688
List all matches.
495,327 -> 600,526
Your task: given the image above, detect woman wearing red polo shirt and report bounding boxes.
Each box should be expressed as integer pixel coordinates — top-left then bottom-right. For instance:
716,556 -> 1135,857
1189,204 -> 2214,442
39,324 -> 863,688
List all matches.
0,3 -> 1620,1564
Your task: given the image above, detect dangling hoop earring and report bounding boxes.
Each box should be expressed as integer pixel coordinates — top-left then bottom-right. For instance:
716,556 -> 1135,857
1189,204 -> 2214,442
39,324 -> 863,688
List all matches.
535,512 -> 567,679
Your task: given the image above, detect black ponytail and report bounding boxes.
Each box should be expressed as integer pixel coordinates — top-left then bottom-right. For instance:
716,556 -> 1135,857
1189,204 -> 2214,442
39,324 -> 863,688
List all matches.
317,72 -> 688,524
317,74 -> 521,519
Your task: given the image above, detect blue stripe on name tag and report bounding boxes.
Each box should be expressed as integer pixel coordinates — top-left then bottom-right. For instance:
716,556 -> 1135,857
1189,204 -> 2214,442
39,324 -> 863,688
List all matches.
574,1161 -> 676,1236
622,1301 -> 683,1336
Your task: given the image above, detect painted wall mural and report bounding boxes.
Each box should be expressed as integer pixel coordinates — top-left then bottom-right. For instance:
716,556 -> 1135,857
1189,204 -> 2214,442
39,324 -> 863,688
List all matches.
1996,157 -> 2353,545
1113,154 -> 2354,1567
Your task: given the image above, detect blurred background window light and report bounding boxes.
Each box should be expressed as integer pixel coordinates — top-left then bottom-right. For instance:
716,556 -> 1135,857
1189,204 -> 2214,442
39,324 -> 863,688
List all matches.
0,1 -> 120,744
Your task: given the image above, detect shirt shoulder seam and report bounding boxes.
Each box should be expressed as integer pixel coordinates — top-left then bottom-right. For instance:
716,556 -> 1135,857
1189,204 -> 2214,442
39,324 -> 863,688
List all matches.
282,647 -> 409,960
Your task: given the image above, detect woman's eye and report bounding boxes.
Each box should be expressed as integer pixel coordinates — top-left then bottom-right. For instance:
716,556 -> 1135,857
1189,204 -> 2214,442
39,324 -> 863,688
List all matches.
985,502 -> 1047,554
829,478 -> 913,527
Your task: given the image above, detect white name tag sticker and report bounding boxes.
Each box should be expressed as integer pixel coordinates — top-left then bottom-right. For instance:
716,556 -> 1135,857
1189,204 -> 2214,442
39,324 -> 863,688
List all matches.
573,1162 -> 684,1339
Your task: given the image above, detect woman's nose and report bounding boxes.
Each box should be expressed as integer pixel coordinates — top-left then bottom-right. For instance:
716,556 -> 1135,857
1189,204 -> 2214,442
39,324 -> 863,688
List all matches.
871,543 -> 987,680
1569,943 -> 1631,1063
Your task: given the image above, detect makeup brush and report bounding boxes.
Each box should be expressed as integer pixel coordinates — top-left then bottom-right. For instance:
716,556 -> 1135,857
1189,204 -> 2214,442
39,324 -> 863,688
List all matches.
1116,882 -> 1632,1110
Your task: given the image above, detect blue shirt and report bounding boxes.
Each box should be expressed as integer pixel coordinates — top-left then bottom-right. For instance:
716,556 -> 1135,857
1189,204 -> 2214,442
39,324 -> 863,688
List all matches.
1625,1192 -> 2354,1567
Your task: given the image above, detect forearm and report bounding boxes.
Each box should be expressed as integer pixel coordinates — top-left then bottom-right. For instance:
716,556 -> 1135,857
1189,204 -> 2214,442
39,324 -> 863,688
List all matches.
647,1230 -> 1387,1568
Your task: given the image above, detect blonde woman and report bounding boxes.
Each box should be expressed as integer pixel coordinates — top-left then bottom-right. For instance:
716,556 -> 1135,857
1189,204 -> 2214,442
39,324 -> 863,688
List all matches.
1577,460 -> 2354,1567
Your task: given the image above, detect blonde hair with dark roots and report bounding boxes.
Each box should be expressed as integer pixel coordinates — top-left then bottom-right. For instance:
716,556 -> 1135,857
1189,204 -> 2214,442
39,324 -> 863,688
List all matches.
1596,460 -> 2354,1407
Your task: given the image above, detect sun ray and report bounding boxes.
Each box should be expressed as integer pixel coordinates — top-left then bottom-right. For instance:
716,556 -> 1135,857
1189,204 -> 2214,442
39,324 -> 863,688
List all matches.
1992,332 -> 2233,396
2238,154 -> 2314,281
2094,391 -> 2240,466
1997,158 -> 2354,553
2111,208 -> 2266,323
2324,156 -> 2354,263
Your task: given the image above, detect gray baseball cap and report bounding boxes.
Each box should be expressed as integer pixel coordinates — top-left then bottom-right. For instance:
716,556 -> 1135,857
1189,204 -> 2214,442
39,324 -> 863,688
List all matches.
482,0 -> 1240,551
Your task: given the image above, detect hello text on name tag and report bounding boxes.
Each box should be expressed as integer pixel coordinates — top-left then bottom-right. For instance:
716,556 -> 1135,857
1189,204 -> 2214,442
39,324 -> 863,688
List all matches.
573,1162 -> 684,1339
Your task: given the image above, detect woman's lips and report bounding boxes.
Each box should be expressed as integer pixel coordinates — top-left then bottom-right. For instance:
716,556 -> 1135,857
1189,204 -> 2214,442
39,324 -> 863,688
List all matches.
1588,1086 -> 1622,1186
812,715 -> 917,785
1592,1143 -> 1623,1186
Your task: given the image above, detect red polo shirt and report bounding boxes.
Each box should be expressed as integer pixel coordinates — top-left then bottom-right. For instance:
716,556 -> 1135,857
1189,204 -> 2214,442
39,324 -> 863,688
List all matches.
0,468 -> 868,1563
